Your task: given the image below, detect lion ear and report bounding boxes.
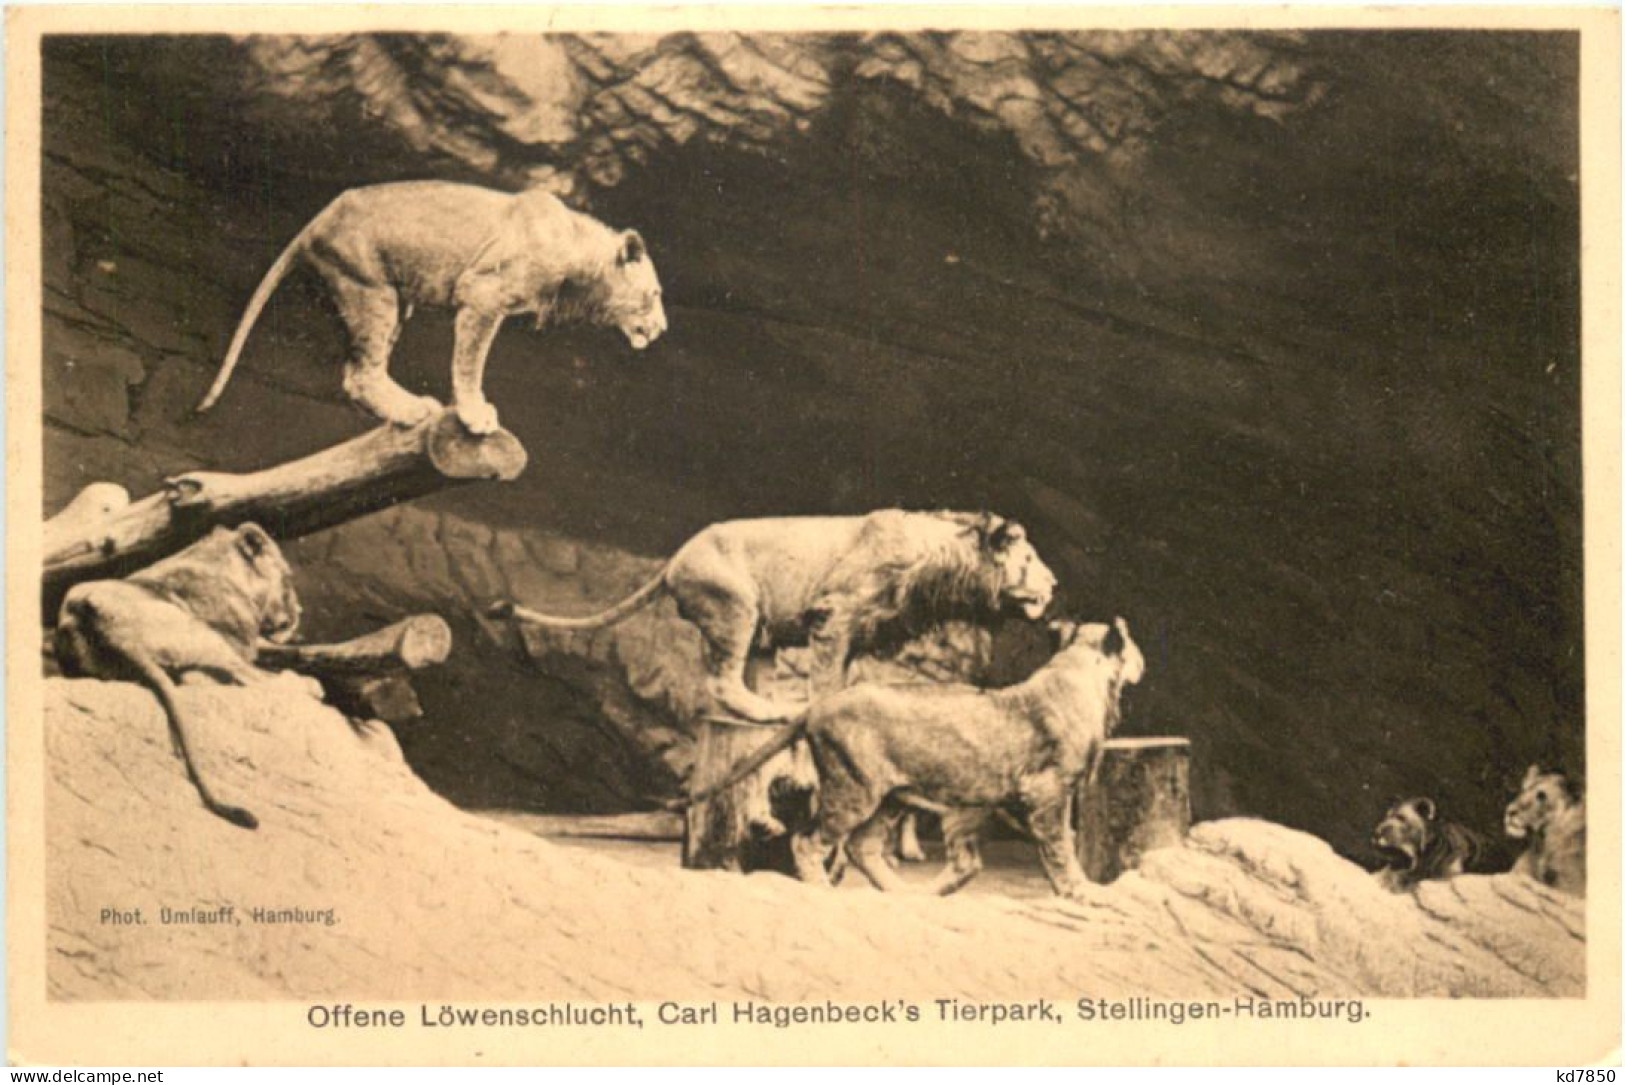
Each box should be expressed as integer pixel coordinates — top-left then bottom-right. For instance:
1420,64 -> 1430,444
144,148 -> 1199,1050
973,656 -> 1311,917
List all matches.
235,523 -> 273,563
1414,797 -> 1437,821
1102,621 -> 1125,658
975,516 -> 1014,552
617,230 -> 647,267
1522,764 -> 1544,789
996,521 -> 1025,548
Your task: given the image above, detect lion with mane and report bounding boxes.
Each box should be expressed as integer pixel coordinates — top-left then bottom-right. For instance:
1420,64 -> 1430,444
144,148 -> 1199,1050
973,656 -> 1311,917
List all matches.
491,508 -> 1057,723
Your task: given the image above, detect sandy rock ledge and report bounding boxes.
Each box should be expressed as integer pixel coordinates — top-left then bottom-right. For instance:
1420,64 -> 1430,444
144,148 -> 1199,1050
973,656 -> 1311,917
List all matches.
46,679 -> 1583,1001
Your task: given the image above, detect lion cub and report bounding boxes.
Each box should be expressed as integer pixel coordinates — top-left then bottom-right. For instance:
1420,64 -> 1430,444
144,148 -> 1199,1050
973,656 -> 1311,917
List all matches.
54,524 -> 313,830
1371,797 -> 1494,892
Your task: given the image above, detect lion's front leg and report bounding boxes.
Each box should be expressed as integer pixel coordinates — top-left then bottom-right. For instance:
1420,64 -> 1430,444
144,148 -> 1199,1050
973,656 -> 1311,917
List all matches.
790,829 -> 838,887
895,812 -> 928,863
847,807 -> 916,893
928,809 -> 989,896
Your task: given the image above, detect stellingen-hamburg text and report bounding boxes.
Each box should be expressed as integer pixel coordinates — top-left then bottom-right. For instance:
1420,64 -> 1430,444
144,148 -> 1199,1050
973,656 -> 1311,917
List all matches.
1077,996 -> 1368,1025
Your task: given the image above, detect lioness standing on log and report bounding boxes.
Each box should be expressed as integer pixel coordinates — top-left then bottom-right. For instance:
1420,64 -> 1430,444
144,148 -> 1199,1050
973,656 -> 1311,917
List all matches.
196,182 -> 667,435
491,509 -> 1057,723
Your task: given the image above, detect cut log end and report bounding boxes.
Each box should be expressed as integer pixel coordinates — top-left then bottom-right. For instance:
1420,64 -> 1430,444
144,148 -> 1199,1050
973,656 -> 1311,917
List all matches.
397,615 -> 454,669
257,614 -> 454,678
426,412 -> 528,481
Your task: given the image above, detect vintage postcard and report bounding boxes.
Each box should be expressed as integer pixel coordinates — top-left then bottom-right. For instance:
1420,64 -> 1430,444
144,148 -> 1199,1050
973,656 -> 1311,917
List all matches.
6,4 -> 1620,1067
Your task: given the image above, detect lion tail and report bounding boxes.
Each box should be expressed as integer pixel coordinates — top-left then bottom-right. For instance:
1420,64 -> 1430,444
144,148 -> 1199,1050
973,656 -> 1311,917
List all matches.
486,568 -> 668,632
126,651 -> 260,830
664,716 -> 810,812
196,220 -> 315,413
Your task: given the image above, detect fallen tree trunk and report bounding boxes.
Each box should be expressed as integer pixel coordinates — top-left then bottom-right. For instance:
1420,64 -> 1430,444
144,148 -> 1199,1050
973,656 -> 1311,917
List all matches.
257,615 -> 453,678
42,408 -> 526,618
256,615 -> 456,726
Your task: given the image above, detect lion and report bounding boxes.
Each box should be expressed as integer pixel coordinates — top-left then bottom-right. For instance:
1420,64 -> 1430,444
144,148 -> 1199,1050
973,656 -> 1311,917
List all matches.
680,617 -> 1144,897
54,524 -> 314,830
1370,797 -> 1494,892
489,509 -> 1057,724
1505,764 -> 1585,896
195,181 -> 667,435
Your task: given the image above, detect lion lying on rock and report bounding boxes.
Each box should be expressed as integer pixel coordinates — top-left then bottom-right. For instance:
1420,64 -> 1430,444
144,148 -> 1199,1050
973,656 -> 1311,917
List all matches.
1505,764 -> 1585,897
54,524 -> 315,829
686,617 -> 1144,898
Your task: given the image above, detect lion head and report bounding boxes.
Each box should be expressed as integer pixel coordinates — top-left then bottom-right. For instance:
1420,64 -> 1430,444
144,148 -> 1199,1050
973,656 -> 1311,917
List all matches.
1505,764 -> 1580,840
973,514 -> 1057,620
1051,616 -> 1145,687
597,230 -> 667,350
855,512 -> 1057,651
1372,798 -> 1437,870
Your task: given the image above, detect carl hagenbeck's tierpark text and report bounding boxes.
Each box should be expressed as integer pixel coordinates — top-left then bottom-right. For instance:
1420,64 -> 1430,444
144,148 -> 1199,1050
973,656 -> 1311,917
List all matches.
306,997 -> 1369,1031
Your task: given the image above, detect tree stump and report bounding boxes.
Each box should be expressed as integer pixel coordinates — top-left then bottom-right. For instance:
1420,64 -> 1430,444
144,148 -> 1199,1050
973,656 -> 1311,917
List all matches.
681,717 -> 818,875
1075,736 -> 1192,884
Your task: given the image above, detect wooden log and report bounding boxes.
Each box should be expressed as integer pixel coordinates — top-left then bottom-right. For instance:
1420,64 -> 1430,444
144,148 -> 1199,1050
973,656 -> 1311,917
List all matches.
44,482 -> 131,559
256,615 -> 452,678
517,812 -> 684,842
681,716 -> 818,875
255,616 -> 453,726
1075,736 -> 1192,884
41,408 -> 527,618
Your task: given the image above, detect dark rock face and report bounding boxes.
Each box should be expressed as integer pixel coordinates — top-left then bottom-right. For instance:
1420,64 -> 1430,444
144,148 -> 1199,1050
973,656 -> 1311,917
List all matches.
39,31 -> 1581,860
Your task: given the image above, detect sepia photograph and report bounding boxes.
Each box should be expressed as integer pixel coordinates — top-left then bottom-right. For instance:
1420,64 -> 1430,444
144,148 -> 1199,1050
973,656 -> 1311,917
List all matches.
6,5 -> 1619,1067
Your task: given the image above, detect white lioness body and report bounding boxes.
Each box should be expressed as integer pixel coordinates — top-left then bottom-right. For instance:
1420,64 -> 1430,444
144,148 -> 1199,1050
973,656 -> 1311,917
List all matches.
1505,764 -> 1585,897
196,182 -> 667,434
493,509 -> 1057,723
54,525 -> 311,830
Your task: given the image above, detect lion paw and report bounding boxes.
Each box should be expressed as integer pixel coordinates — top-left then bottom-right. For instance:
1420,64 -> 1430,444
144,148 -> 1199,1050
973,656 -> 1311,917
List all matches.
1056,879 -> 1093,901
386,396 -> 439,428
455,398 -> 501,436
